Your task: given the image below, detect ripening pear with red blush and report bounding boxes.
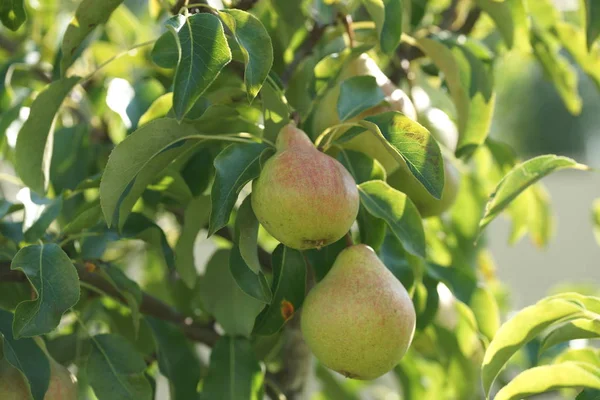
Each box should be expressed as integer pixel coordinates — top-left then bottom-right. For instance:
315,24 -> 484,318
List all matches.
251,124 -> 359,250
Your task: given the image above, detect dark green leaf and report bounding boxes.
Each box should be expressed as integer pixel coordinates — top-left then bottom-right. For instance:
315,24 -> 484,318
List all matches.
99,265 -> 143,336
15,77 -> 80,195
0,0 -> 26,31
122,213 -> 176,273
427,263 -> 476,304
208,142 -> 270,236
253,245 -> 306,335
363,0 -> 403,54
60,0 -> 124,74
358,180 -> 426,257
229,244 -> 272,303
380,232 -> 420,292
100,118 -> 198,229
62,202 -> 102,234
0,309 -> 50,400
172,13 -> 232,120
10,244 -> 79,338
198,250 -> 264,337
415,37 -> 495,157
479,155 -> 588,233
219,9 -> 273,100
151,15 -> 186,69
148,318 -> 202,400
175,196 -> 210,288
0,97 -> 28,141
305,238 -> 347,282
588,0 -> 600,48
201,336 -> 264,400
87,334 -> 152,400
337,76 -> 385,121
50,124 -> 91,193
578,388 -> 600,400
235,195 -> 261,274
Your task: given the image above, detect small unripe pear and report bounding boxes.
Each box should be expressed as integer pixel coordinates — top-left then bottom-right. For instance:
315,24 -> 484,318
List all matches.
252,124 -> 359,250
301,244 -> 416,380
0,356 -> 77,400
388,156 -> 460,218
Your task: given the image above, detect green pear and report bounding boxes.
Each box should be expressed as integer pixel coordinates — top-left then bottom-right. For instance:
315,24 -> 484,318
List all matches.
0,352 -> 77,400
252,124 -> 359,250
301,244 -> 416,380
387,156 -> 460,218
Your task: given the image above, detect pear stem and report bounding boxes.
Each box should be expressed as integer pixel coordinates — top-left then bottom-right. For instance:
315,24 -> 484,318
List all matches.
345,232 -> 354,247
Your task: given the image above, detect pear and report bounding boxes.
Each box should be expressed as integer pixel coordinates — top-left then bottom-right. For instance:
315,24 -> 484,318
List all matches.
301,244 -> 416,380
0,354 -> 77,400
252,124 -> 359,250
387,156 -> 460,218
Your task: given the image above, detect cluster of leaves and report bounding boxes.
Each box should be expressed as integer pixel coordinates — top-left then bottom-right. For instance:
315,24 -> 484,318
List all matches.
0,0 -> 599,399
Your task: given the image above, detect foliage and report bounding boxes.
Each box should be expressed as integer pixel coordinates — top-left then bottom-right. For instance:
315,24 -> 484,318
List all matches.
0,0 -> 599,399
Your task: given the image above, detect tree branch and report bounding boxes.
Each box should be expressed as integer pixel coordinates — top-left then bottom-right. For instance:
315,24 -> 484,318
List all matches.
0,261 -> 220,347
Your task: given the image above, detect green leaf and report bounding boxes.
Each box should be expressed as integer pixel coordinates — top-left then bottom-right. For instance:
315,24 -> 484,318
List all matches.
0,0 -> 26,31
261,80 -> 290,144
358,180 -> 426,257
469,285 -> 500,341
175,196 -> 210,289
363,0 -> 403,54
151,15 -> 186,69
593,198 -> 600,246
253,245 -> 306,335
172,13 -> 232,120
481,297 -> 585,396
554,22 -> 600,90
414,37 -> 495,157
578,388 -> 600,400
479,155 -> 588,233
10,244 -> 80,338
0,97 -> 28,142
588,0 -> 600,48
87,334 -> 152,400
235,195 -> 261,274
15,77 -> 80,195
219,9 -> 273,101
337,76 -> 385,121
60,0 -> 124,74
19,192 -> 63,243
531,27 -> 582,115
208,142 -> 270,236
98,265 -> 143,336
138,93 -> 173,127
338,111 -> 444,199
541,319 -> 600,354
494,362 -> 600,400
427,263 -> 476,304
100,118 -> 198,229
122,213 -> 176,273
62,202 -> 103,234
202,336 -> 264,400
229,244 -> 272,303
474,0 -> 529,50
147,318 -> 202,400
305,238 -> 347,282
198,250 -> 265,337
0,309 -> 50,400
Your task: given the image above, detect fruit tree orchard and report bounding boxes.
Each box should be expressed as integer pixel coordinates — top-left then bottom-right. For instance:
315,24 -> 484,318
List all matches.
0,0 -> 600,399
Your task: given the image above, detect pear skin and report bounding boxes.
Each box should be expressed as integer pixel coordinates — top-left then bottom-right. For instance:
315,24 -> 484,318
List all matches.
252,124 -> 359,250
0,357 -> 77,400
388,156 -> 460,218
301,244 -> 416,380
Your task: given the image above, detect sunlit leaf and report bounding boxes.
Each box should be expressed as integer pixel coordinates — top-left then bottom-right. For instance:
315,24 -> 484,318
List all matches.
362,0 -> 403,53
474,0 -> 529,50
479,155 -> 588,233
541,319 -> 600,354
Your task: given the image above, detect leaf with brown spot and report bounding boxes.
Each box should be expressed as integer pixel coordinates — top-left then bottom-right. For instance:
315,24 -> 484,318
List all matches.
253,245 -> 306,335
